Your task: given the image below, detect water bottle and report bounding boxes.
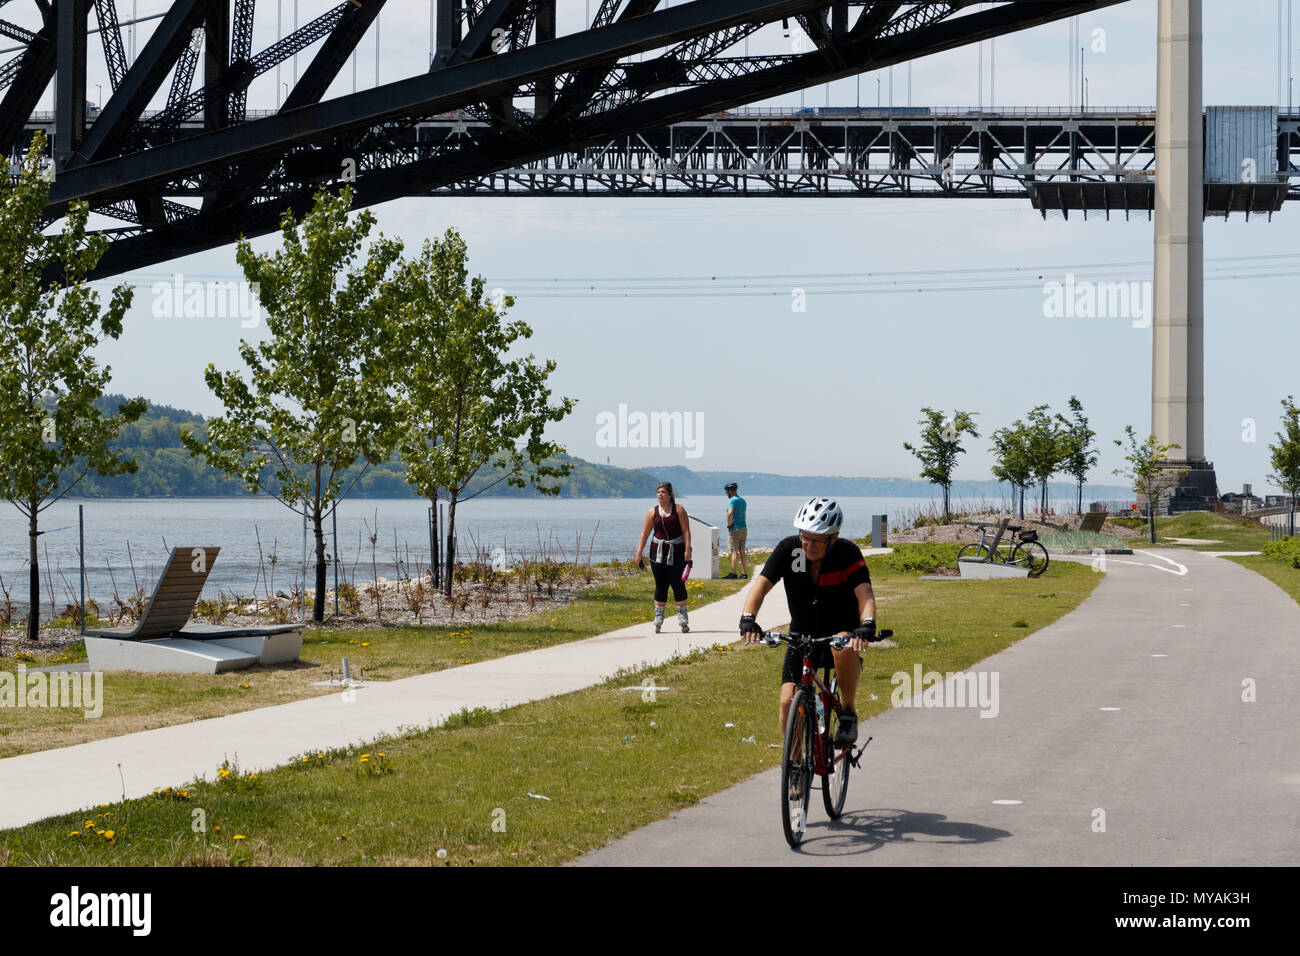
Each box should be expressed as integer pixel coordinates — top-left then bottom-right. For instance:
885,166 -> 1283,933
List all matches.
814,694 -> 825,734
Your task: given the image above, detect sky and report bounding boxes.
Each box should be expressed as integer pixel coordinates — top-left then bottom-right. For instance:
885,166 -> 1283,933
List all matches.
11,0 -> 1300,496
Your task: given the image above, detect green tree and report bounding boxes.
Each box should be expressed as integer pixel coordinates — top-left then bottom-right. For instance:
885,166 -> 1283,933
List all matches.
1267,395 -> 1300,536
903,407 -> 979,521
0,132 -> 144,641
385,229 -> 576,597
181,187 -> 403,621
990,420 -> 1034,519
1113,425 -> 1183,543
1024,404 -> 1067,516
1059,395 -> 1099,515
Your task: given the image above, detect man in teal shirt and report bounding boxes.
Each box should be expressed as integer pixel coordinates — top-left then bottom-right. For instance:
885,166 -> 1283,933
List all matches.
723,482 -> 748,579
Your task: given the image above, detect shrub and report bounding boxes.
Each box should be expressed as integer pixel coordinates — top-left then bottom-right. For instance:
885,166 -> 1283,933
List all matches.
873,543 -> 963,573
1262,537 -> 1300,568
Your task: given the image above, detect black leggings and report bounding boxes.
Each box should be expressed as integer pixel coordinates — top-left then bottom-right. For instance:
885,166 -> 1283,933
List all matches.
651,560 -> 687,603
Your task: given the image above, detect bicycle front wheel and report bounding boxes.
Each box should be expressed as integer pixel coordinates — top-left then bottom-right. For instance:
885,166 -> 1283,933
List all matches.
1010,540 -> 1050,577
822,691 -> 851,820
781,688 -> 814,847
956,543 -> 989,562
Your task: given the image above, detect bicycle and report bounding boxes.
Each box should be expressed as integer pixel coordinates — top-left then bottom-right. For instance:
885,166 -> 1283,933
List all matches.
760,628 -> 892,848
957,522 -> 1049,577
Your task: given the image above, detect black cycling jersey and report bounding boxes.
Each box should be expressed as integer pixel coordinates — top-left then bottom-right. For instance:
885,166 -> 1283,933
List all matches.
759,535 -> 871,637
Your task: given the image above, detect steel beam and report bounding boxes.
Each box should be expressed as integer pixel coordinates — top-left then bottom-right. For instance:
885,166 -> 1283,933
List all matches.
52,0 -> 833,205
55,0 -> 89,168
71,0 -> 218,165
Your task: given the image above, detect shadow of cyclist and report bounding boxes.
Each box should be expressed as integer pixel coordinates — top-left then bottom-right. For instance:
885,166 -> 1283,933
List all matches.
793,808 -> 1010,857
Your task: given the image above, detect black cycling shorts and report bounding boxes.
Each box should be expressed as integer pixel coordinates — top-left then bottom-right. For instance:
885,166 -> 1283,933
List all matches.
781,641 -> 834,686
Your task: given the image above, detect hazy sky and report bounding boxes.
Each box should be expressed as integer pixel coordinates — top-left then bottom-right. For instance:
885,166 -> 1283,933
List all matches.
17,0 -> 1300,494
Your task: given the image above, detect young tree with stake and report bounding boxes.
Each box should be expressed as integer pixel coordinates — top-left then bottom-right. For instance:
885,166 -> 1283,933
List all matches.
385,230 -> 576,597
1059,396 -> 1099,515
903,407 -> 979,521
0,132 -> 144,642
1113,426 -> 1183,544
990,420 -> 1034,519
181,187 -> 403,622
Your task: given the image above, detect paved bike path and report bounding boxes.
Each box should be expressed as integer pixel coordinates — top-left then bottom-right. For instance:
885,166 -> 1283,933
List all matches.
577,550 -> 1300,866
0,575 -> 790,832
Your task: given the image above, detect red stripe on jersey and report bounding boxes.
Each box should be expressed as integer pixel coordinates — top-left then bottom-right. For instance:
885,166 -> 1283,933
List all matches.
818,558 -> 865,588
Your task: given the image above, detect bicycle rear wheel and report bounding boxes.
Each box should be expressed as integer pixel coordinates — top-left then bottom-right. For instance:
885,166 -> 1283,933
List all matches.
781,688 -> 814,847
822,685 -> 850,820
1010,540 -> 1050,577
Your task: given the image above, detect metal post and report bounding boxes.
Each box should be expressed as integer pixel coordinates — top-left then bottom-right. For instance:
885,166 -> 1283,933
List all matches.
434,509 -> 444,590
301,499 -> 308,622
79,505 -> 85,635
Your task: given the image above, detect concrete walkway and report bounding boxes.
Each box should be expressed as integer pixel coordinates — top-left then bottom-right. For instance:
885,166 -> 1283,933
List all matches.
0,573 -> 796,832
578,550 -> 1300,866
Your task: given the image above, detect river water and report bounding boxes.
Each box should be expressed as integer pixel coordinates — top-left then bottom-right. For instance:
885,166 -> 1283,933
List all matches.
0,494 -> 946,615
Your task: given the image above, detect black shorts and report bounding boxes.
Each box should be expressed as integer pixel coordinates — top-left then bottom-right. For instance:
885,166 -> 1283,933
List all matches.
781,642 -> 835,686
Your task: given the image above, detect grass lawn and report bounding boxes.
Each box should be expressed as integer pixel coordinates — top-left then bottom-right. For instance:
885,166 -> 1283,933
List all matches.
1125,512 -> 1271,551
0,554 -> 1100,866
0,570 -> 748,758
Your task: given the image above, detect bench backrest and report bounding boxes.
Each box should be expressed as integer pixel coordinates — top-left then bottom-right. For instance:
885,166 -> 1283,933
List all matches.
133,547 -> 221,639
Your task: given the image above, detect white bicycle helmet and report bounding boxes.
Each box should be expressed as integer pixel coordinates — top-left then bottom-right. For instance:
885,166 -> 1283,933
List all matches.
793,497 -> 843,535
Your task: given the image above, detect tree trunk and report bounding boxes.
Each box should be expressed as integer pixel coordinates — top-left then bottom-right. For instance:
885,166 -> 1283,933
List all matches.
1077,480 -> 1084,515
27,508 -> 39,642
443,494 -> 458,599
942,485 -> 950,521
1018,485 -> 1025,519
313,508 -> 327,622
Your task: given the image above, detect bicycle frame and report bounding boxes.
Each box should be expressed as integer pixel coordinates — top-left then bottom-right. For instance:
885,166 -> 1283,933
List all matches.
790,639 -> 848,777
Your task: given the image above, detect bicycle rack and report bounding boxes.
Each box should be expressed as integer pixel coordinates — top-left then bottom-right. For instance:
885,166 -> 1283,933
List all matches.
848,736 -> 873,769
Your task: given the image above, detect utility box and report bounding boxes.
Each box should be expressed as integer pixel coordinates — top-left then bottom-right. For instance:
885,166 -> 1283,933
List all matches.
871,514 -> 888,548
688,515 -> 720,579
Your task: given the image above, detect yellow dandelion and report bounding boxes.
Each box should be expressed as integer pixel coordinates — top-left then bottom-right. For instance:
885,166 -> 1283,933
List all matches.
68,831 -> 79,837
233,834 -> 246,841
240,683 -> 250,689
214,826 -> 221,831
103,830 -> 115,839
84,820 -> 94,828
377,752 -> 385,757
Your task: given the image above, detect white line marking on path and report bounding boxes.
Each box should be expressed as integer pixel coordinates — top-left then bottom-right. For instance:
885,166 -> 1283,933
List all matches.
992,800 -> 1023,805
1152,654 -> 1168,658
1100,707 -> 1122,711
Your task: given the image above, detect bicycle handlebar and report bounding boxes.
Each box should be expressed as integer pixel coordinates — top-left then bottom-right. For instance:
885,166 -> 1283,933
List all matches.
758,629 -> 893,650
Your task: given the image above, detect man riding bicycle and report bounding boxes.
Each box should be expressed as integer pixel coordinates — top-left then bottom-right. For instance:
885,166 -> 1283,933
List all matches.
739,497 -> 878,748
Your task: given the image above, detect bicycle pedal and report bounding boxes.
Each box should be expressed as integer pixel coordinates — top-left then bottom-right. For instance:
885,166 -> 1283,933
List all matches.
849,736 -> 873,769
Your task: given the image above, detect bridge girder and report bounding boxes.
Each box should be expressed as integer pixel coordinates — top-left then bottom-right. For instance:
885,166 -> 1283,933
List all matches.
13,0 -> 1134,279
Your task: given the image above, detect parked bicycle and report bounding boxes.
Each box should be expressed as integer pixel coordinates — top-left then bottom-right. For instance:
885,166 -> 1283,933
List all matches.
957,522 -> 1049,577
760,628 -> 892,848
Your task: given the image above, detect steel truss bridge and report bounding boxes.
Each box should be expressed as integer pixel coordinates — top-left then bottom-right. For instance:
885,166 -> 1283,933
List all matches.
397,105 -> 1300,216
0,0 -> 1160,279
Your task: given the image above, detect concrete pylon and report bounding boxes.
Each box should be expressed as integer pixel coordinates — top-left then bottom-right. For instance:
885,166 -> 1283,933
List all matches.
1151,0 -> 1217,511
